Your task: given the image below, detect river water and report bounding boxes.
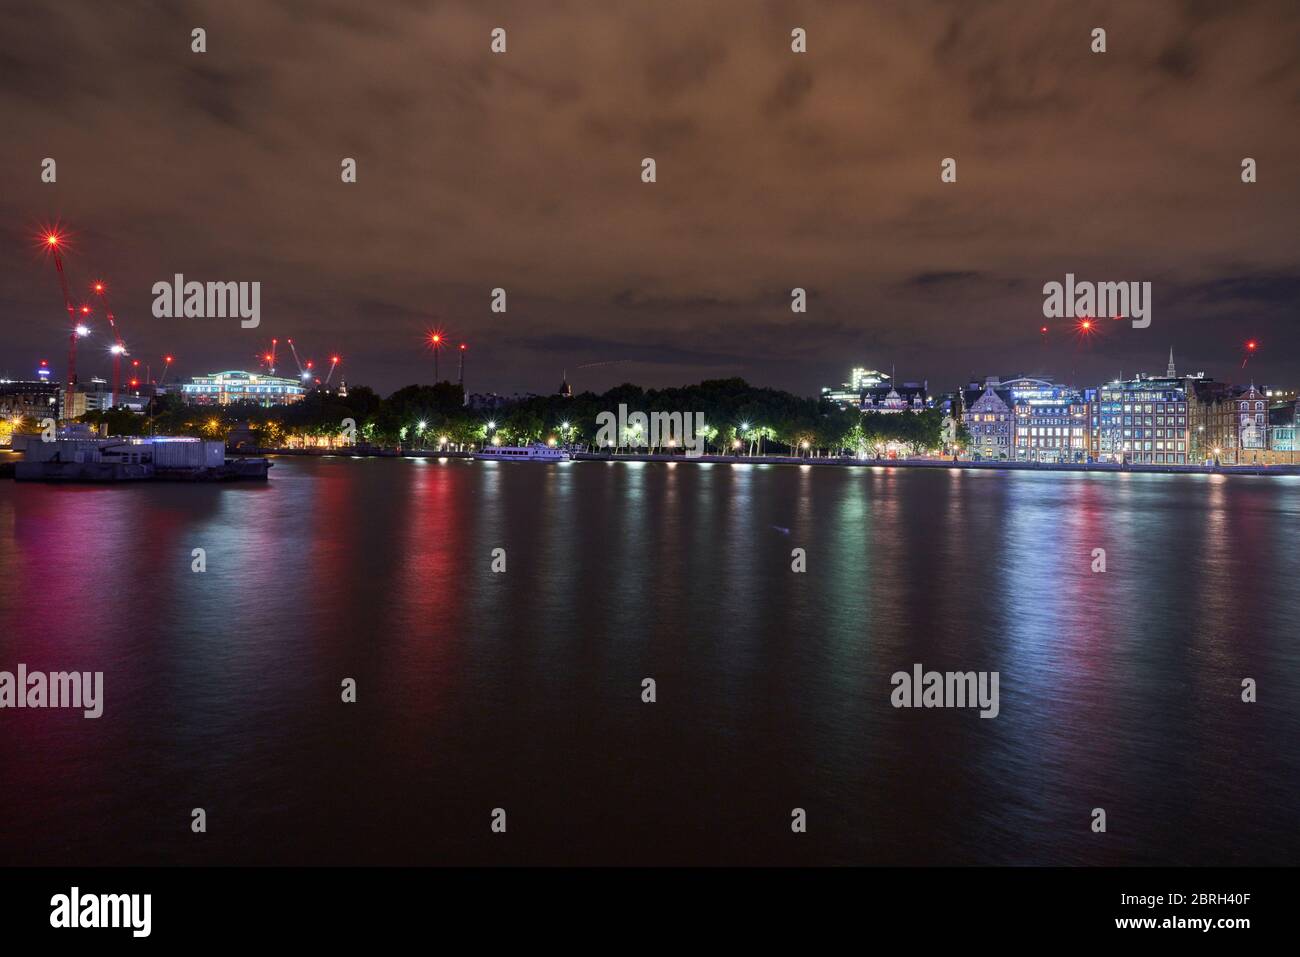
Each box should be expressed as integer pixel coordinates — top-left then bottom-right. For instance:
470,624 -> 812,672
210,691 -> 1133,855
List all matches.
1,456 -> 1297,865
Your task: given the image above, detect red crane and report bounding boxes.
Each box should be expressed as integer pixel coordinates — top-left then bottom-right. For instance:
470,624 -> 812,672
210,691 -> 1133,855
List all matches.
42,231 -> 86,422
92,280 -> 128,406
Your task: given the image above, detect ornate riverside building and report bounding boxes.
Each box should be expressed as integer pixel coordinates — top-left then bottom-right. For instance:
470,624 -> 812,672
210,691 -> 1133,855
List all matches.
1188,379 -> 1269,464
963,379 -> 1014,460
1235,383 -> 1269,463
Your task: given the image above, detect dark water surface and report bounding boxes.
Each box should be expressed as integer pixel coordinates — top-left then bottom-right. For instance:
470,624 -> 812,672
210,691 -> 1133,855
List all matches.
1,457 -> 1297,865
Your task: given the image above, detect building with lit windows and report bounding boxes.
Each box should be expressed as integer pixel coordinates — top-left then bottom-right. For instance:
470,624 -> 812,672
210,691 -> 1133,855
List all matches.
1186,379 -> 1272,464
0,376 -> 62,422
1234,384 -> 1269,462
821,367 -> 890,408
1090,375 -> 1190,464
1012,385 -> 1088,462
182,371 -> 306,406
963,378 -> 1014,460
861,382 -> 928,413
1268,403 -> 1297,462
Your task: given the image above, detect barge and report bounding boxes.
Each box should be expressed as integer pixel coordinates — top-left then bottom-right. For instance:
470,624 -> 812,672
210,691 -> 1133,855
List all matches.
8,434 -> 271,482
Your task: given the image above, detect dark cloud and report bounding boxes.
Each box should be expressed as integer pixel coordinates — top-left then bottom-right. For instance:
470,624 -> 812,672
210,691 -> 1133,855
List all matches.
1,0 -> 1298,396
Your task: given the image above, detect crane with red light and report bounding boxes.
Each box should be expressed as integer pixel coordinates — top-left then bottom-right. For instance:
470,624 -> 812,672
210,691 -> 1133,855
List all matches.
426,329 -> 445,382
257,337 -> 280,375
91,280 -> 129,406
40,230 -> 86,422
286,338 -> 314,383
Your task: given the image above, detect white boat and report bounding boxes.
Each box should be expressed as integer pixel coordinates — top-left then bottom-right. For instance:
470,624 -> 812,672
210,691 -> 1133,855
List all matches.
472,443 -> 569,462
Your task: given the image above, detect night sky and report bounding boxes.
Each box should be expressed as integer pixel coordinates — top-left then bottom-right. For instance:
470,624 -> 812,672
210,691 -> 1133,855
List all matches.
2,0 -> 1298,397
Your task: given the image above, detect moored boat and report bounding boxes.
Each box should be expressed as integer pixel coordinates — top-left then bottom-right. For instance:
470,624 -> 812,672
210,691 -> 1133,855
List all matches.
471,443 -> 569,462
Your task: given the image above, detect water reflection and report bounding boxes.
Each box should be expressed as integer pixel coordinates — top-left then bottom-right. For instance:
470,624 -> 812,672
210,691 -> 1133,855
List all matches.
1,459 -> 1297,865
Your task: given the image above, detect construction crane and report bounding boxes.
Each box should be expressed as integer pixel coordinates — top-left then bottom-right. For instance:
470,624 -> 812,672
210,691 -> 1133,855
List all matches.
92,280 -> 128,406
286,338 -> 310,381
324,355 -> 341,385
41,231 -> 87,422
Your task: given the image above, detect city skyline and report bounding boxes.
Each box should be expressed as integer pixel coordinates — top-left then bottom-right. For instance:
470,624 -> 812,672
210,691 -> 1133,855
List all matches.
2,1 -> 1298,396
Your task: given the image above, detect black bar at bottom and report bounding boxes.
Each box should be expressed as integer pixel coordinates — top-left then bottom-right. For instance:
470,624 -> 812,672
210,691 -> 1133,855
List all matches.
0,866 -> 1282,943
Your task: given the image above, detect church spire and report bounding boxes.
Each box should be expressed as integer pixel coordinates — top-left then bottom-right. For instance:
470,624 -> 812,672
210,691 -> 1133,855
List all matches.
1166,347 -> 1176,378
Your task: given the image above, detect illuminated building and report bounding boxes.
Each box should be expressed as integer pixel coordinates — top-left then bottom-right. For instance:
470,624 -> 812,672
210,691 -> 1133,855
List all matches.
182,371 -> 306,406
0,375 -> 62,421
1268,403 -> 1297,460
1091,374 -> 1189,464
821,366 -> 890,408
1186,378 -> 1270,464
1013,385 -> 1088,462
862,382 -> 928,412
1235,384 -> 1269,461
963,378 -> 1014,460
